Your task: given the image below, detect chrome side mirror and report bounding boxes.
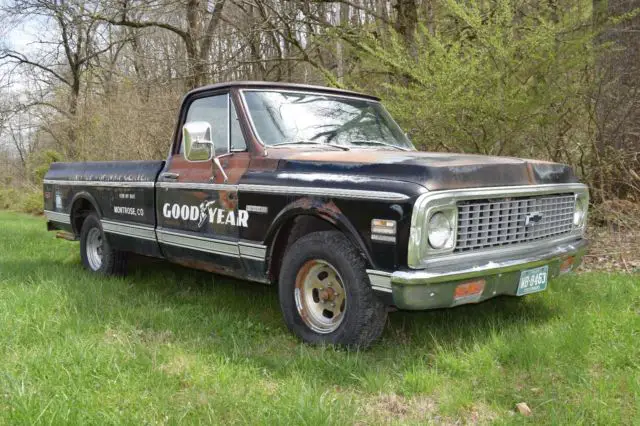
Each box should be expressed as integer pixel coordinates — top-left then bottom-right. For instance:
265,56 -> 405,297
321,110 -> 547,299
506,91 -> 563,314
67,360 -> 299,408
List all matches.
183,121 -> 214,162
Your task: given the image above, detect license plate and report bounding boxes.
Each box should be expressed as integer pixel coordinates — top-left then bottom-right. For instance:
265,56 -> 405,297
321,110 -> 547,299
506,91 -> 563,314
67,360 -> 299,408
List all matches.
517,265 -> 549,296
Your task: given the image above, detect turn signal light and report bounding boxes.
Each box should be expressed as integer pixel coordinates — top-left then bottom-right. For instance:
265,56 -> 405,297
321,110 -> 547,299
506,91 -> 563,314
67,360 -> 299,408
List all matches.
454,279 -> 486,302
560,256 -> 575,274
371,219 -> 397,235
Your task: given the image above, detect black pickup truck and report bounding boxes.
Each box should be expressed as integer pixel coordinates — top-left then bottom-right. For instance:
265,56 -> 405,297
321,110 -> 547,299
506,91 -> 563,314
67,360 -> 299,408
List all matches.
44,81 -> 589,347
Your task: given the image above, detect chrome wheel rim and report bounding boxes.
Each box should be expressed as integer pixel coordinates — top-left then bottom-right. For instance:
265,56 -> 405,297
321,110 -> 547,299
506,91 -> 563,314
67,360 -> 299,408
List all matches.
86,227 -> 103,271
294,259 -> 347,334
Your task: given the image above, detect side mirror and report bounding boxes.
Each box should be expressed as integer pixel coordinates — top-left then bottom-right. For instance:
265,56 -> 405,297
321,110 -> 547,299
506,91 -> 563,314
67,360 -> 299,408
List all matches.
183,121 -> 214,162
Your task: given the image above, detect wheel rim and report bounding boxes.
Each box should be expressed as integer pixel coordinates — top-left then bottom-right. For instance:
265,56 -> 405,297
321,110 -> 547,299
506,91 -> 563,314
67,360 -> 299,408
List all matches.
294,259 -> 347,334
86,227 -> 103,271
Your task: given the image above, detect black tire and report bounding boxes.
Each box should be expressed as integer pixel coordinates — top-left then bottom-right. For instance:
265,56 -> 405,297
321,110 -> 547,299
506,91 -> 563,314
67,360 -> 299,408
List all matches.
278,231 -> 387,348
80,213 -> 127,275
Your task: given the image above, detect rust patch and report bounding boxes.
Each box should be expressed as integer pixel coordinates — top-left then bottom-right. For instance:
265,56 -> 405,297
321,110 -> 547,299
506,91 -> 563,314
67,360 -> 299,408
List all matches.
173,258 -> 234,276
278,149 -> 528,166
286,198 -> 343,223
218,190 -> 235,210
526,162 -> 536,184
294,260 -> 316,324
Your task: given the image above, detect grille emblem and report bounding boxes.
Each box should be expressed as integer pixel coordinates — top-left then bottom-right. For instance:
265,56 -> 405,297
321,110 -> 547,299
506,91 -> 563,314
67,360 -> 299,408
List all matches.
525,212 -> 544,227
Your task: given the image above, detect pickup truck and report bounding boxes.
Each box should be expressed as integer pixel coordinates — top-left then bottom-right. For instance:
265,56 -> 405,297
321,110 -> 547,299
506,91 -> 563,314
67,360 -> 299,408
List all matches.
43,81 -> 589,348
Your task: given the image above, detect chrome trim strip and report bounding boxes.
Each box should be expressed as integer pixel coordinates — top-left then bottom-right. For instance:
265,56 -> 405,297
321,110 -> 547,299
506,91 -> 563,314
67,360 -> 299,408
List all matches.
156,182 -> 238,192
238,241 -> 266,248
424,234 -> 583,269
393,238 -> 588,285
156,228 -> 239,257
98,221 -> 267,261
44,179 -> 154,188
101,220 -> 157,241
238,184 -> 410,201
238,242 -> 267,261
408,183 -> 589,269
367,269 -> 392,293
44,179 -> 408,201
44,210 -> 71,224
241,88 -> 379,103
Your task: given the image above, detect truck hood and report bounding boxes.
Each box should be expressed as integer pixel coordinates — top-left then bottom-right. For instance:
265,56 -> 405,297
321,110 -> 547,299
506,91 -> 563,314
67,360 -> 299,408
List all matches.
276,150 -> 577,191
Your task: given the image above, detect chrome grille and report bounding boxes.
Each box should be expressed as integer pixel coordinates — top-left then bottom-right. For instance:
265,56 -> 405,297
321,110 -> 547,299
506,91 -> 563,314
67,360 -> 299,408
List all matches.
455,194 -> 575,252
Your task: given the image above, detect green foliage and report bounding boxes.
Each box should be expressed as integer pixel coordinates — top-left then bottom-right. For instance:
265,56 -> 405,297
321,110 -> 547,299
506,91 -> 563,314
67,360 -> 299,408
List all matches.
0,188 -> 20,210
20,190 -> 44,214
30,150 -> 63,186
346,0 -> 597,165
0,188 -> 43,214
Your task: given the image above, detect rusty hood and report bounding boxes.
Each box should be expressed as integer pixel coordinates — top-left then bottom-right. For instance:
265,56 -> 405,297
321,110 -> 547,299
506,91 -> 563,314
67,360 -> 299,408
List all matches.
275,150 -> 577,191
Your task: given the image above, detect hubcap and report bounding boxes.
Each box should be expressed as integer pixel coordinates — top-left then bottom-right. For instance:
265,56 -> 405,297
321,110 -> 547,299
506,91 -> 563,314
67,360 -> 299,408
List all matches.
86,227 -> 103,270
294,259 -> 347,334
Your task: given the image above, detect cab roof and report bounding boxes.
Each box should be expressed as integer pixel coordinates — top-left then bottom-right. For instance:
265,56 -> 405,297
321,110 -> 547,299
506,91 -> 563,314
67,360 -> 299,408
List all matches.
185,81 -> 380,101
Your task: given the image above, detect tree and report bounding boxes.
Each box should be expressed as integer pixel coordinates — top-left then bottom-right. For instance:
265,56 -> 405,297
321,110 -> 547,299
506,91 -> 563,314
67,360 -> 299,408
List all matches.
92,0 -> 226,89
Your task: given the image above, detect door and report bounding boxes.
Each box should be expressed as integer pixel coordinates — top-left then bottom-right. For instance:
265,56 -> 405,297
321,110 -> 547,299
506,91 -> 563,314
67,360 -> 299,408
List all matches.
156,91 -> 250,277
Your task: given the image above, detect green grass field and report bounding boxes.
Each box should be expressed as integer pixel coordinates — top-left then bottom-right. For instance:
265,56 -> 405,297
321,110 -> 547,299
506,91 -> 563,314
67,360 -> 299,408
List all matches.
0,211 -> 638,424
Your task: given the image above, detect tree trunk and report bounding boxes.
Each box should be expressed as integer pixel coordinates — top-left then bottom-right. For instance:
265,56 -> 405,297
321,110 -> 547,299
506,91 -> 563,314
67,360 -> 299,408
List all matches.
393,0 -> 418,57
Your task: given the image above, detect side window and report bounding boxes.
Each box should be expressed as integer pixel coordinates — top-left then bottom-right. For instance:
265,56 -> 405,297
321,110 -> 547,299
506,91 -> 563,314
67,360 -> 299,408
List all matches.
230,101 -> 247,151
181,94 -> 229,154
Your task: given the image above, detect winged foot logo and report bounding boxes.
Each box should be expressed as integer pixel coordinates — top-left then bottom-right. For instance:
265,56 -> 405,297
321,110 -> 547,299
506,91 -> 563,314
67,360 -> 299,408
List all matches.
162,200 -> 249,228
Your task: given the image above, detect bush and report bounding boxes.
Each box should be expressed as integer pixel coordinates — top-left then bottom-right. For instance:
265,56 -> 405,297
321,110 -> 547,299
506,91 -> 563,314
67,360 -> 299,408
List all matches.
0,188 -> 20,210
20,190 -> 44,214
0,188 -> 43,215
30,150 -> 63,186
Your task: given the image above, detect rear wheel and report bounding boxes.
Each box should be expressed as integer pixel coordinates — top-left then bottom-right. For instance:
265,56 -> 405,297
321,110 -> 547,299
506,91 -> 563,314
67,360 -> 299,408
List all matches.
80,213 -> 127,275
278,231 -> 387,348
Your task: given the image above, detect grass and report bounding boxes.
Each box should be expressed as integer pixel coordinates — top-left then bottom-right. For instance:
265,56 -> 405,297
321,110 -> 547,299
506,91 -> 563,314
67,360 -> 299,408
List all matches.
0,211 -> 638,425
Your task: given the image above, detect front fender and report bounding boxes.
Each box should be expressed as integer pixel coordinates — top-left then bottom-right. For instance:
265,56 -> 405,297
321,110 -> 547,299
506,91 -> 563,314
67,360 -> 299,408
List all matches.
264,197 -> 375,267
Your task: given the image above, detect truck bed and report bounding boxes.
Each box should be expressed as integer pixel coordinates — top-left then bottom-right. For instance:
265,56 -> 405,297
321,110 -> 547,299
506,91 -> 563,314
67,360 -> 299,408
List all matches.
43,160 -> 165,256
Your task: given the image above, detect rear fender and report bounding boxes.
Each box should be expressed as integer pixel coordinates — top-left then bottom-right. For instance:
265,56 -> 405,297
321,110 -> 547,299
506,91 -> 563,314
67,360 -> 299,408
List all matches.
69,192 -> 103,235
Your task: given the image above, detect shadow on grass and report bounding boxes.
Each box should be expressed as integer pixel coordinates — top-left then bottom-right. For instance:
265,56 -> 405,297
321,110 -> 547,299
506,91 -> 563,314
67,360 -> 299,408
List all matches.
5,252 -> 559,342
3,253 -> 562,388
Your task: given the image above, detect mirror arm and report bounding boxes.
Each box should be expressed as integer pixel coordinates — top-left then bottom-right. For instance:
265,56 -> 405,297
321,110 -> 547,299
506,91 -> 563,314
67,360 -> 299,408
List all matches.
213,156 -> 229,183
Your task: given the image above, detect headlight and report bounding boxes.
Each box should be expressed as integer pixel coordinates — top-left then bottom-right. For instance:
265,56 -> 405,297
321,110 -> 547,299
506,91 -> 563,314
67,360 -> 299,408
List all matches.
573,192 -> 589,228
428,212 -> 453,249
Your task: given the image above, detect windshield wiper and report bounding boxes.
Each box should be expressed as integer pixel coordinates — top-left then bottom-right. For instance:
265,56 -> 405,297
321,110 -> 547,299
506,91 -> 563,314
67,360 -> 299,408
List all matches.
349,140 -> 411,151
270,141 -> 350,151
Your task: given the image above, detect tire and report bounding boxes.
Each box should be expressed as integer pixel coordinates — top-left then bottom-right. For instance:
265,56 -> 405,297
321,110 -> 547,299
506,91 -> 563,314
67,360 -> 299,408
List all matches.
80,213 -> 127,275
278,231 -> 387,348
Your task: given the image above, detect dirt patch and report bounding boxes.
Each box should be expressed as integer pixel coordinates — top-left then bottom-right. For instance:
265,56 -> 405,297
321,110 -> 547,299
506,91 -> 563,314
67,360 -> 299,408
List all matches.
103,327 -> 175,346
358,393 -> 496,425
359,393 -> 438,424
159,354 -> 194,376
581,226 -> 640,273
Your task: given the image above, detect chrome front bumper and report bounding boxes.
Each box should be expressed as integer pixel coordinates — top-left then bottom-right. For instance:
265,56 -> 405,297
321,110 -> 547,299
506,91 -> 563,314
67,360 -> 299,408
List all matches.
368,238 -> 588,310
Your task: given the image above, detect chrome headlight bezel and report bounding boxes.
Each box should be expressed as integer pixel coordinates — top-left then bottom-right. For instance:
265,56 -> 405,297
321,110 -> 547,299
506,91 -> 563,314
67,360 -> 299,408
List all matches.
408,197 -> 458,267
573,191 -> 589,231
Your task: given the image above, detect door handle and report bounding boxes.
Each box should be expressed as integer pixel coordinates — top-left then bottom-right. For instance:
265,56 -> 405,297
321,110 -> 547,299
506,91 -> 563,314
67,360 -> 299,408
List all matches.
161,172 -> 179,180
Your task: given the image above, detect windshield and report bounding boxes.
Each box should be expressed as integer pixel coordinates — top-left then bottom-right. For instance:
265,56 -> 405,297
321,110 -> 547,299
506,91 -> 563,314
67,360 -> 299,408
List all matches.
242,90 -> 415,150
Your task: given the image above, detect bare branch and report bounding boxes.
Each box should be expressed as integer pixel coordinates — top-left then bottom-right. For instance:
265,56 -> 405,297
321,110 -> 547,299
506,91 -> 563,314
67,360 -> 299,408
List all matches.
0,51 -> 71,86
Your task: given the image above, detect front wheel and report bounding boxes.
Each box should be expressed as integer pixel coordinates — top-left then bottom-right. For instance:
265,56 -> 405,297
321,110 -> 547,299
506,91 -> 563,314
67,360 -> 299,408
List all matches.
278,231 -> 387,348
80,213 -> 127,275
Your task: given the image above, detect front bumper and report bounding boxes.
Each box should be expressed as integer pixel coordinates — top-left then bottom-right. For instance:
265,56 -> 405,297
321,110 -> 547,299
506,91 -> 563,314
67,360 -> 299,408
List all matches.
369,238 -> 588,310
